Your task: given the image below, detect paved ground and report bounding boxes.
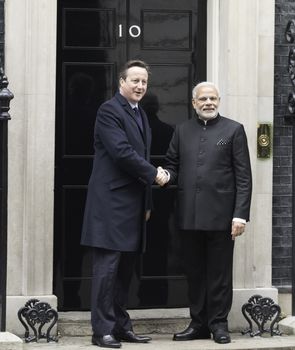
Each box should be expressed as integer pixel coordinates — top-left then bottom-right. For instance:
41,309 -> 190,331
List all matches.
21,334 -> 295,350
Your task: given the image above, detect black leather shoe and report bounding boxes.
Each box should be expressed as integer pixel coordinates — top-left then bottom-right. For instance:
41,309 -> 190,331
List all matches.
115,330 -> 151,343
173,326 -> 211,341
212,329 -> 231,344
92,334 -> 121,348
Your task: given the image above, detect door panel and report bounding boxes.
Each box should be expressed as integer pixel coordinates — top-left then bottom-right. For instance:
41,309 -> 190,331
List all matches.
63,8 -> 115,48
54,0 -> 207,310
64,63 -> 114,155
142,11 -> 191,50
143,64 -> 192,126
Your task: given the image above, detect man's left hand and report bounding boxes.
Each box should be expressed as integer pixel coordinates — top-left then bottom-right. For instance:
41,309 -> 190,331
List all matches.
231,221 -> 246,240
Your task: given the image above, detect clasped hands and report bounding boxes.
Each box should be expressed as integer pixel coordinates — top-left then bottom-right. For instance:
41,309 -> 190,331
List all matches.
155,166 -> 169,186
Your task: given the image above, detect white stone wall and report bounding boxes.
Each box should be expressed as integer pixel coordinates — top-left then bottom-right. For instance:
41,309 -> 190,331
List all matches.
208,0 -> 275,289
4,0 -> 276,334
207,0 -> 277,327
5,0 -> 57,333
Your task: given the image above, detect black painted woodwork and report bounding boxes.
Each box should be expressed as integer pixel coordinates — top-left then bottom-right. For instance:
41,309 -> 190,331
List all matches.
54,0 -> 207,311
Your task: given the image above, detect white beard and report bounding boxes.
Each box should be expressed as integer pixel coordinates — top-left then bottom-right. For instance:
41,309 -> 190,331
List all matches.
196,107 -> 218,121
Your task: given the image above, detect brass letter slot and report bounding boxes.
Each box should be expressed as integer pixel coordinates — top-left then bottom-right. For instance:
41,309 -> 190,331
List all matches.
257,123 -> 271,158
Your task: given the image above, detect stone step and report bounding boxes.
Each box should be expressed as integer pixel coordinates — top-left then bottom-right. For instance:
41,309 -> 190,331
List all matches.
3,315 -> 295,350
57,310 -> 295,338
22,334 -> 295,350
0,332 -> 22,350
55,311 -> 295,350
57,309 -> 190,336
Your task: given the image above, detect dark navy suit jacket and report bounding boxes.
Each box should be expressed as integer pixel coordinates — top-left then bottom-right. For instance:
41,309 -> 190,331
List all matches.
81,92 -> 157,251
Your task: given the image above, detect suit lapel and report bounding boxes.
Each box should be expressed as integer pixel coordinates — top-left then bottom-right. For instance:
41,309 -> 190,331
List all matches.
115,92 -> 147,142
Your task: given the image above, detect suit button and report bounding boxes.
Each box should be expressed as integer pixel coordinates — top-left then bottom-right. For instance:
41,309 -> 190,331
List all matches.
196,187 -> 201,192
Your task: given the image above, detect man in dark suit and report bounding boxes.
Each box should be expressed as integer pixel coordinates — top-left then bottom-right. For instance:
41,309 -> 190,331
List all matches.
81,60 -> 167,348
161,82 -> 252,344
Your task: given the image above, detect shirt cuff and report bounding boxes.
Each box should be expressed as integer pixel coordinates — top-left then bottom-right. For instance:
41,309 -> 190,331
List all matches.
163,169 -> 170,181
232,218 -> 246,224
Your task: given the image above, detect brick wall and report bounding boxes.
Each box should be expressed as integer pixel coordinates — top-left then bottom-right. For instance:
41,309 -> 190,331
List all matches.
273,1 -> 294,289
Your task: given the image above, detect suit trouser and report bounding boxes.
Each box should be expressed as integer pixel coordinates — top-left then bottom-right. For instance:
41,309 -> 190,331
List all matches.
180,230 -> 234,331
91,247 -> 137,337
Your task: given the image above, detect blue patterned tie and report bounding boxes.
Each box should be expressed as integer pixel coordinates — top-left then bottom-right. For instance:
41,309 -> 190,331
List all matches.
133,107 -> 143,131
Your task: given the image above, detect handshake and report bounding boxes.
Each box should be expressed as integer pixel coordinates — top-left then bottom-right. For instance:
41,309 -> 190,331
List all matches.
155,166 -> 170,187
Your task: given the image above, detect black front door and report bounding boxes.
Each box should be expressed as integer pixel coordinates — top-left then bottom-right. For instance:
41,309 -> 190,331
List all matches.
54,0 -> 207,310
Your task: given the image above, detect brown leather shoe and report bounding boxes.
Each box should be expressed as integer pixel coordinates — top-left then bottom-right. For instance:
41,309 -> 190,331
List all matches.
173,326 -> 211,341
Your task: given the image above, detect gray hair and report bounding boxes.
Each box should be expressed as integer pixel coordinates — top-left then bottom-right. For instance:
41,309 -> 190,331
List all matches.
192,82 -> 220,99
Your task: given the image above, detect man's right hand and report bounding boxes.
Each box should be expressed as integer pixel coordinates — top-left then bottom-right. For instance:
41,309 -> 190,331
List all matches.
155,167 -> 169,186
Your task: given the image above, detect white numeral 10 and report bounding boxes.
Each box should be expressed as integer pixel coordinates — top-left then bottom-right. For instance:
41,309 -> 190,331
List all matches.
118,24 -> 141,38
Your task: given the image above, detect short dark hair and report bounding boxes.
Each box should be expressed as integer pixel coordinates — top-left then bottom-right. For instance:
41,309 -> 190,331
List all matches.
119,60 -> 150,82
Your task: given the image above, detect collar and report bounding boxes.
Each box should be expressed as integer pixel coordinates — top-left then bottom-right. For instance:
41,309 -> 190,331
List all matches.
117,92 -> 138,109
129,102 -> 138,109
195,113 -> 221,126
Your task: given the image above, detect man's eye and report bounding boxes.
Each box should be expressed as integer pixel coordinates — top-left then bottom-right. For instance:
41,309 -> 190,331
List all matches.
198,97 -> 218,102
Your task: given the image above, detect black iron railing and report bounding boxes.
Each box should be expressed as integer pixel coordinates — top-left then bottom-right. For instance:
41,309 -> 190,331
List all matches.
0,67 -> 13,331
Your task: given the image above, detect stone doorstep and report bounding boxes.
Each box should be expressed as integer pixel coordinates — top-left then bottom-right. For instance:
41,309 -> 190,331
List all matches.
4,316 -> 295,350
20,334 -> 295,350
57,309 -> 191,337
58,311 -> 295,338
57,288 -> 280,337
0,332 -> 22,350
278,316 -> 295,335
58,318 -> 190,337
